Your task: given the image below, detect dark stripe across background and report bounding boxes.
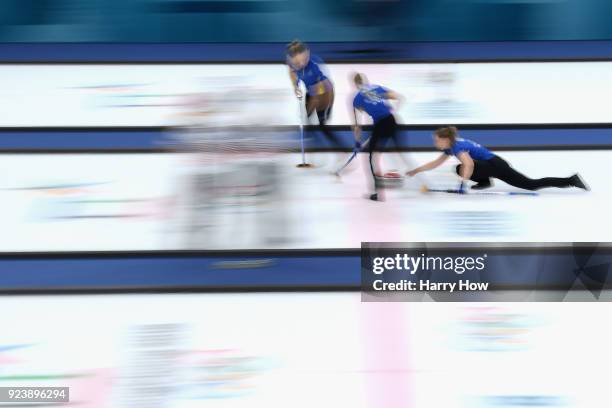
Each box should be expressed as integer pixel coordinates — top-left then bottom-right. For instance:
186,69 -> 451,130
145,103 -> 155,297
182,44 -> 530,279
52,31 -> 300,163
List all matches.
0,127 -> 611,152
3,41 -> 612,63
1,244 -> 611,293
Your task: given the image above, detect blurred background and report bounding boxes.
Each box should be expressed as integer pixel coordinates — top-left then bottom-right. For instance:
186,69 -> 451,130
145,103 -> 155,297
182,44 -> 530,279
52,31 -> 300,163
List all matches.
1,1 -> 612,407
0,0 -> 612,42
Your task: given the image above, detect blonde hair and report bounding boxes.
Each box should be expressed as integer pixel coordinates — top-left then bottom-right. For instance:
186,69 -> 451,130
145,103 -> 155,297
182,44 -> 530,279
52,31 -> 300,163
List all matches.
286,40 -> 308,57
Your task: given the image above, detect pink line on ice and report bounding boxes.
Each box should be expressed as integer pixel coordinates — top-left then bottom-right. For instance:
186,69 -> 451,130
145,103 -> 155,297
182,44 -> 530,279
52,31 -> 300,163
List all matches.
67,368 -> 114,408
361,302 -> 413,408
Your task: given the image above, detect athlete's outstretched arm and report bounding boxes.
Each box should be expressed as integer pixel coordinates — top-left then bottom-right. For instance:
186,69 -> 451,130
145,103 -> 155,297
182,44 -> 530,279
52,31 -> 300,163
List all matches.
384,90 -> 402,100
384,90 -> 404,108
407,154 -> 449,176
352,107 -> 362,142
456,151 -> 474,181
288,67 -> 302,99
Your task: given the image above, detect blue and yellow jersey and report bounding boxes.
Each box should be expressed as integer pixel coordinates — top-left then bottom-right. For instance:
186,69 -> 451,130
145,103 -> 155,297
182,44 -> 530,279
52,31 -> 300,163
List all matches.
288,54 -> 333,96
352,84 -> 393,123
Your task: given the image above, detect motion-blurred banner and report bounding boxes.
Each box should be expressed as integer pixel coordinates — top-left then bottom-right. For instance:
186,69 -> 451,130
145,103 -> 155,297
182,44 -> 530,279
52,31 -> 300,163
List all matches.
7,294 -> 611,406
3,62 -> 612,127
1,151 -> 604,252
361,242 -> 612,302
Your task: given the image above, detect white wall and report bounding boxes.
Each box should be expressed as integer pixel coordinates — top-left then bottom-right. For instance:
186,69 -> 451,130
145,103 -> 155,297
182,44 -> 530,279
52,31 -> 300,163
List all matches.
2,61 -> 610,127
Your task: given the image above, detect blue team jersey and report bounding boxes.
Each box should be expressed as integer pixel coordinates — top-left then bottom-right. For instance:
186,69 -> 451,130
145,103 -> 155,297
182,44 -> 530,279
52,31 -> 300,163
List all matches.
444,138 -> 494,161
288,54 -> 332,96
352,85 -> 393,123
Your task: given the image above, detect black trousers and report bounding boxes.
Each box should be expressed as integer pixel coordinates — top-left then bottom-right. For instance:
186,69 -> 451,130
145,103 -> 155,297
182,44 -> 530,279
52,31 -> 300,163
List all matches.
305,90 -> 342,147
368,115 -> 399,190
456,155 -> 573,191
